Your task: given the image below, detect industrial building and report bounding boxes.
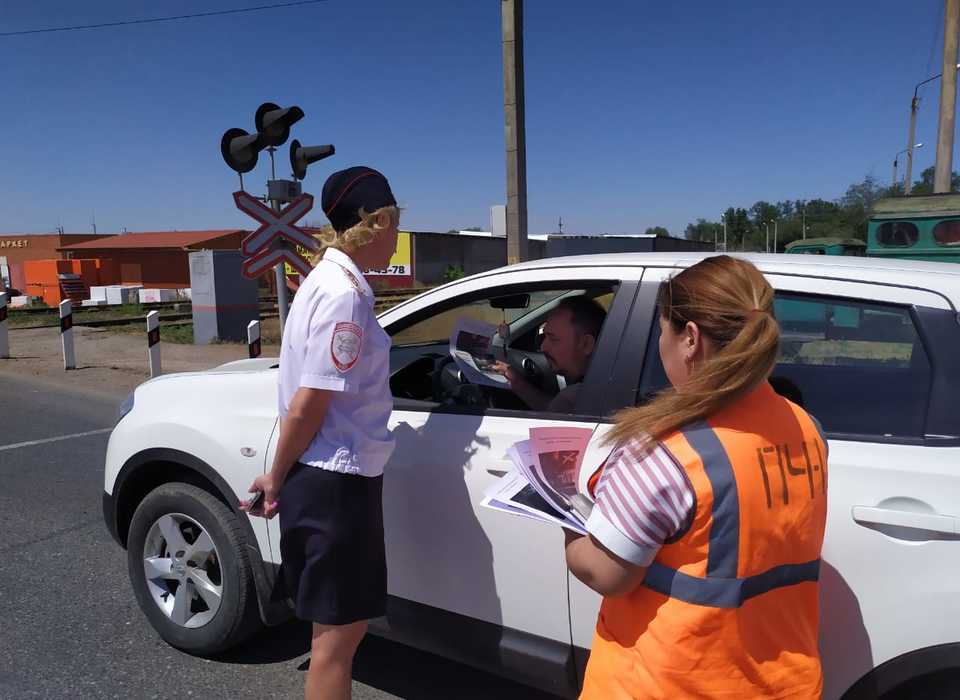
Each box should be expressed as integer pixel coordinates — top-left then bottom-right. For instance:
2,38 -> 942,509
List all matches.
0,232 -> 109,293
59,230 -> 245,289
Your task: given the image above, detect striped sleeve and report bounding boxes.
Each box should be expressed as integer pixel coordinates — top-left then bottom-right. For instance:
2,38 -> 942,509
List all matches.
586,439 -> 696,567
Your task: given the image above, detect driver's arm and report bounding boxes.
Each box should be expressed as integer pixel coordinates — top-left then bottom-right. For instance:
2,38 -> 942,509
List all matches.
492,362 -> 553,411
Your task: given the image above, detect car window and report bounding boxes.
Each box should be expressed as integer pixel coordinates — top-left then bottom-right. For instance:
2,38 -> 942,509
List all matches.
391,290 -> 569,347
637,292 -> 932,440
876,221 -> 919,247
387,284 -> 617,415
933,219 -> 960,246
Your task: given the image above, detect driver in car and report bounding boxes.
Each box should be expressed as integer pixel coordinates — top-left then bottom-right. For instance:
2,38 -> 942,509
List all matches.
493,296 -> 606,413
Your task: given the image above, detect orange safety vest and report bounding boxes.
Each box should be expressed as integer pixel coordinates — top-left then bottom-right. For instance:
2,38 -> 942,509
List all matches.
581,381 -> 828,700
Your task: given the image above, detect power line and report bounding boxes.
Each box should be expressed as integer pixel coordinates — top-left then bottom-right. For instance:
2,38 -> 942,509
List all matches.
0,0 -> 329,38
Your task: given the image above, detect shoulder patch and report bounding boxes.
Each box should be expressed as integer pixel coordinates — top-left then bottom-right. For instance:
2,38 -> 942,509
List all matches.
342,268 -> 366,296
331,321 -> 363,372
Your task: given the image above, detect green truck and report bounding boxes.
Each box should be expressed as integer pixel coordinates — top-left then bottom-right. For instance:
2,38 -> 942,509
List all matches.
866,193 -> 960,263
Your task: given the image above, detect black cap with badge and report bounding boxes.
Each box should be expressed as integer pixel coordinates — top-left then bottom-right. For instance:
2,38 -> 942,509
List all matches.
321,166 -> 397,233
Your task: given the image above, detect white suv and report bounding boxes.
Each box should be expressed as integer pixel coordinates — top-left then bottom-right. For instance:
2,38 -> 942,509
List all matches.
103,253 -> 960,699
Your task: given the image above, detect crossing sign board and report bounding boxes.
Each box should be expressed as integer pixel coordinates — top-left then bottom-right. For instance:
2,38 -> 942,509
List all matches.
234,190 -> 317,279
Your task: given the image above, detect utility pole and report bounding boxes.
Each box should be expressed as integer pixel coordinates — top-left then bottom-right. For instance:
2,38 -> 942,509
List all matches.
722,211 -> 727,252
502,0 -> 528,264
802,207 -> 806,239
906,92 -> 920,193
935,0 -> 960,193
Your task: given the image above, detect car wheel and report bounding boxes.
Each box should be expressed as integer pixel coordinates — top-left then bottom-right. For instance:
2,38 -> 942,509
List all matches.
883,670 -> 960,700
126,482 -> 261,654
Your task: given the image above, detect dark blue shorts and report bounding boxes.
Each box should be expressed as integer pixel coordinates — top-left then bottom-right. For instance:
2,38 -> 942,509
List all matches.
278,463 -> 386,625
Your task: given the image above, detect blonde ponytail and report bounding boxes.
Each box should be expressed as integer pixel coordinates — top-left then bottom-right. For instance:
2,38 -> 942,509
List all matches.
308,205 -> 400,265
606,256 -> 780,448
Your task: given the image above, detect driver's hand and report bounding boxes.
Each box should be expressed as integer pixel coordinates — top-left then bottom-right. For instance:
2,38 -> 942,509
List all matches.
491,361 -> 521,388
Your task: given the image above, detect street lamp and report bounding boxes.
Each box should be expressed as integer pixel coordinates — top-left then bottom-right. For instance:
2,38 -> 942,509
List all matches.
770,219 -> 778,253
905,64 -> 960,193
894,143 -> 924,188
764,221 -> 770,253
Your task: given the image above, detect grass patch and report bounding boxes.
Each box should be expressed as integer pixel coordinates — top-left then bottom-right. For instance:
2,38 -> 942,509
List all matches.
8,310 -> 57,328
781,340 -> 914,366
7,303 -> 181,328
111,322 -> 194,344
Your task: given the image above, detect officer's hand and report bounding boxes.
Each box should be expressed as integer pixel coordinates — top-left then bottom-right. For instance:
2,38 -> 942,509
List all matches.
240,473 -> 281,519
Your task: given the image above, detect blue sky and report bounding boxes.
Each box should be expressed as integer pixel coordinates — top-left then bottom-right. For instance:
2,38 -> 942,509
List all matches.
0,0 -> 954,236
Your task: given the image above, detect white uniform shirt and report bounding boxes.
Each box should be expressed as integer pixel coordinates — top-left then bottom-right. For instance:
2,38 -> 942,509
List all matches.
278,247 -> 395,477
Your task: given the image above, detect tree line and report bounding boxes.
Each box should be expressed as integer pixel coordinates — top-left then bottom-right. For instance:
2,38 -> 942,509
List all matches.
682,166 -> 960,251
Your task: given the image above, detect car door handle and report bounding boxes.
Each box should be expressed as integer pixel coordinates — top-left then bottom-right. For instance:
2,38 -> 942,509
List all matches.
852,506 -> 958,535
486,468 -> 508,478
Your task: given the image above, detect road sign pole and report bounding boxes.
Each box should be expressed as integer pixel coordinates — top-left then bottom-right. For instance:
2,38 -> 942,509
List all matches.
60,300 -> 75,370
146,310 -> 161,377
271,198 -> 289,334
247,319 -> 262,358
0,293 -> 9,359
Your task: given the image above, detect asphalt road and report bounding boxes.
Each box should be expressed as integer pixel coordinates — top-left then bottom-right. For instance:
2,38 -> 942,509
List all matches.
0,374 -> 565,700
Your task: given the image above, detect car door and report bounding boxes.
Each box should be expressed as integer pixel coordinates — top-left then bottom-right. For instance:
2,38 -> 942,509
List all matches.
569,263 -> 960,699
376,264 -> 644,686
757,271 -> 960,699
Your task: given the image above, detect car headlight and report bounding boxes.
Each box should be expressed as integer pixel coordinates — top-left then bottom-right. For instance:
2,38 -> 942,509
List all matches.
117,391 -> 135,423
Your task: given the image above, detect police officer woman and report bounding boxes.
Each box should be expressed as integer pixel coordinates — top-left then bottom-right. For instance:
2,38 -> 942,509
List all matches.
567,256 -> 828,699
242,167 -> 398,700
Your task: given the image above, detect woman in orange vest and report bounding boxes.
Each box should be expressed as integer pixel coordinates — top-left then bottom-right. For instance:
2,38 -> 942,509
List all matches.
566,255 -> 828,699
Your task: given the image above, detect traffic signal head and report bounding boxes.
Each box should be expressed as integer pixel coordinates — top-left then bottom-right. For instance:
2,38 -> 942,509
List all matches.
290,139 -> 335,180
220,128 -> 265,174
255,102 -> 304,147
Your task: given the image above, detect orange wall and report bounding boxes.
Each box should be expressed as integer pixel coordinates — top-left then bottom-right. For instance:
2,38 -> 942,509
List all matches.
23,258 -> 103,306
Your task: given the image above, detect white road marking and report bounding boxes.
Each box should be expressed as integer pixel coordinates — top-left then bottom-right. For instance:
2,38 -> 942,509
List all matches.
0,428 -> 112,452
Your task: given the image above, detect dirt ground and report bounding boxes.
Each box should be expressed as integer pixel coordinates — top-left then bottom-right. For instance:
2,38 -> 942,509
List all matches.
0,325 -> 281,401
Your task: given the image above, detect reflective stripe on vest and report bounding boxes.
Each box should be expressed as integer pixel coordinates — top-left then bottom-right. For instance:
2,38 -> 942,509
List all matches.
640,419 -> 820,607
643,559 -> 821,608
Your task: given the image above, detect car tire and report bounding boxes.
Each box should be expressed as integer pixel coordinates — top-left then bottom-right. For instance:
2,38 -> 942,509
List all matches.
883,670 -> 960,700
127,482 -> 261,654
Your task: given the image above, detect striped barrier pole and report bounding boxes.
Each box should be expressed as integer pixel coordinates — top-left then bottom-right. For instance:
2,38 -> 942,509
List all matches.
0,293 -> 8,359
60,300 -> 75,370
147,311 -> 161,377
247,320 -> 261,359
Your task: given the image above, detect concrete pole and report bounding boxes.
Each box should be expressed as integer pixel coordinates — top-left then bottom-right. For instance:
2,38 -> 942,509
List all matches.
905,96 -> 919,193
502,0 -> 528,264
146,310 -> 161,378
934,0 -> 960,193
0,293 -> 8,359
765,222 -> 770,253
271,199 -> 289,333
893,158 -> 899,189
723,214 -> 727,252
773,220 -> 778,253
59,300 -> 75,370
